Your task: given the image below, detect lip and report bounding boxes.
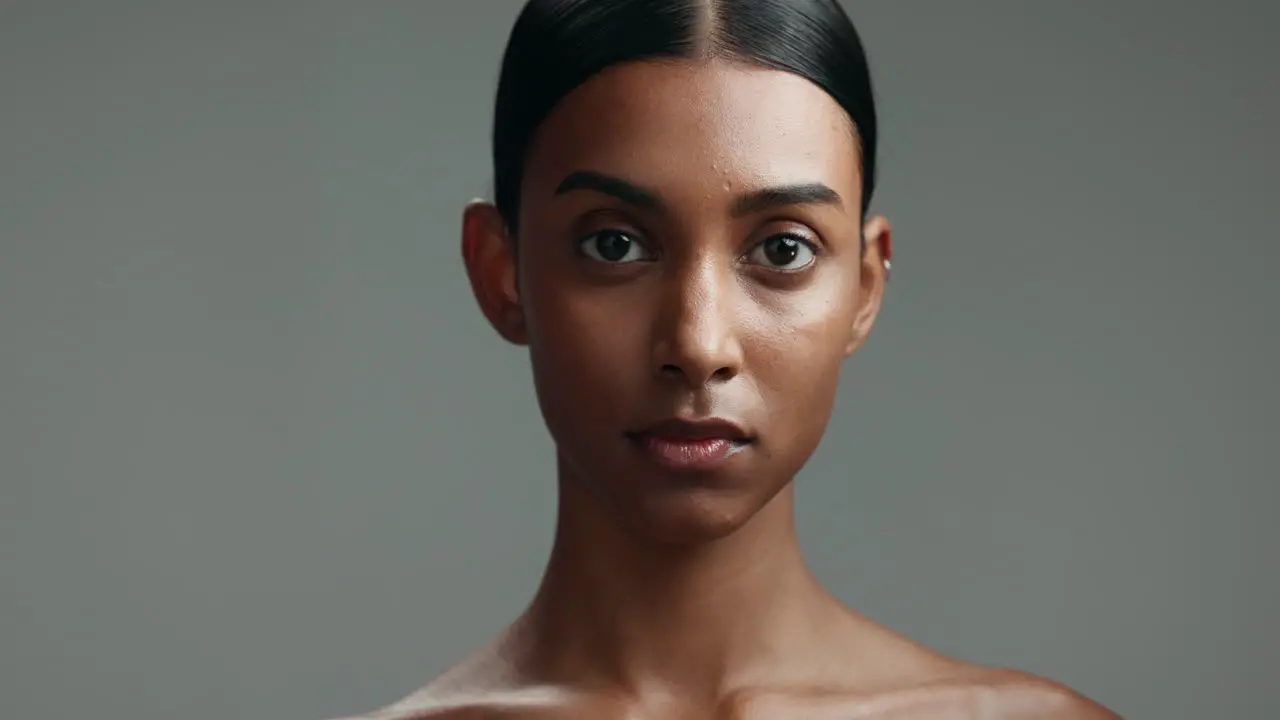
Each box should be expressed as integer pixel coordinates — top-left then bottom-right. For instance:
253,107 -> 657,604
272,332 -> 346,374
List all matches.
626,417 -> 753,471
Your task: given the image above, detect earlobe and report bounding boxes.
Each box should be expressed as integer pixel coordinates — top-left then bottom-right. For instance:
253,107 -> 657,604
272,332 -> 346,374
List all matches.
461,200 -> 528,345
845,215 -> 892,356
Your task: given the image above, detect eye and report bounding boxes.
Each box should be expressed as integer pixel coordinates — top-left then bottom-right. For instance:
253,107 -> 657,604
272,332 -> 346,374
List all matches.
577,229 -> 652,264
748,234 -> 817,271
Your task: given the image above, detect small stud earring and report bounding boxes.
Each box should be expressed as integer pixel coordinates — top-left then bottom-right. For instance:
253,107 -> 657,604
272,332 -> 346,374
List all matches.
883,258 -> 891,281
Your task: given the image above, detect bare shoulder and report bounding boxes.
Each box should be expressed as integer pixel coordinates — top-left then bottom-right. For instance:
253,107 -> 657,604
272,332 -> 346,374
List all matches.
949,665 -> 1122,719
324,696 -> 488,720
746,665 -> 1121,719
818,622 -> 1114,717
324,670 -> 605,720
327,692 -> 569,720
327,708 -> 481,720
826,621 -> 1121,719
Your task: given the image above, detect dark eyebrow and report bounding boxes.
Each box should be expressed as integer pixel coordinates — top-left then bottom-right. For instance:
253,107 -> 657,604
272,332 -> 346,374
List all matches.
729,183 -> 843,217
554,170 -> 843,217
555,171 -> 663,211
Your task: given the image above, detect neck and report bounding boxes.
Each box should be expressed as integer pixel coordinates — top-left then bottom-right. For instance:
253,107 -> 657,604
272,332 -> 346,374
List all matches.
510,456 -> 849,701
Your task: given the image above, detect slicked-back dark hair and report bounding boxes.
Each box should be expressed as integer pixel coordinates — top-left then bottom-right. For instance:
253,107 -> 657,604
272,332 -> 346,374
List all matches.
492,0 -> 879,232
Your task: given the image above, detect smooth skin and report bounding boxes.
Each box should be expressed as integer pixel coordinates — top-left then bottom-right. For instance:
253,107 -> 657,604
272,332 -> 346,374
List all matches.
343,59 -> 1120,719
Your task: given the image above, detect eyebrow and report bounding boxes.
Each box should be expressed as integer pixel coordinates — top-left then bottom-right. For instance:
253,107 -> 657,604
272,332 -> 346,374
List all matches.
730,183 -> 842,217
554,170 -> 844,217
555,171 -> 662,210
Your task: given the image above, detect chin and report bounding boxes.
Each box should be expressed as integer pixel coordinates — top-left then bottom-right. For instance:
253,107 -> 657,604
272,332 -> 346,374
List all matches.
620,485 -> 770,545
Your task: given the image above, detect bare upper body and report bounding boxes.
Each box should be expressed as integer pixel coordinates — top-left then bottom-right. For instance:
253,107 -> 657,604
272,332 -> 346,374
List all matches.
339,628 -> 1117,720
336,3 -> 1123,718
337,519 -> 1118,720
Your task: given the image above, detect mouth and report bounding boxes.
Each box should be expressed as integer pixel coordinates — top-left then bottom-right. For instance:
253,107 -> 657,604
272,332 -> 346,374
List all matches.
625,417 -> 754,472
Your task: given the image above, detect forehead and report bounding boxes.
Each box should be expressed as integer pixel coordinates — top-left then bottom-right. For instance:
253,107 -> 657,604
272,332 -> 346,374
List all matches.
522,59 -> 862,214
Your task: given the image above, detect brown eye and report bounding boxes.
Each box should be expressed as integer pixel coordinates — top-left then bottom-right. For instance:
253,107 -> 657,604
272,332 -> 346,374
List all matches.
578,229 -> 652,263
749,234 -> 817,271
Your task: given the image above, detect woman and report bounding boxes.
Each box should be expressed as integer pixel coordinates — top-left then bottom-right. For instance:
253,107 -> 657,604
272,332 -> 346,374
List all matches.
348,0 -> 1119,717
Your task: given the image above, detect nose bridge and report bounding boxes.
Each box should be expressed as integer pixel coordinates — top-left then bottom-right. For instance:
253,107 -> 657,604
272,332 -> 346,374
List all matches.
653,252 -> 742,383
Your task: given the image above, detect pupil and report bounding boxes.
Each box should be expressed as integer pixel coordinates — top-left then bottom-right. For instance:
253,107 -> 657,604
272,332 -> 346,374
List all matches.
597,231 -> 631,261
765,237 -> 799,265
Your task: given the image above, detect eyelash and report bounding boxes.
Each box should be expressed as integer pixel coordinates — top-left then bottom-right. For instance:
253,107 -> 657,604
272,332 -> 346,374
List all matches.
752,232 -> 821,263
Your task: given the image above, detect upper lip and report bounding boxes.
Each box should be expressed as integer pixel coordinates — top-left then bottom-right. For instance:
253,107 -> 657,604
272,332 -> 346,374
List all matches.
629,417 -> 752,442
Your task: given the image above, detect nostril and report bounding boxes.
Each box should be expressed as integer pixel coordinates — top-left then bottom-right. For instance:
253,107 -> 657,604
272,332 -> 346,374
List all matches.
656,363 -> 737,383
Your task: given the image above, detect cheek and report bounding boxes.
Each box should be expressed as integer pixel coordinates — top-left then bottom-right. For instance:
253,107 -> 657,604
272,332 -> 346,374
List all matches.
746,288 -> 853,427
523,274 -> 648,426
752,321 -> 845,402
749,280 -> 855,372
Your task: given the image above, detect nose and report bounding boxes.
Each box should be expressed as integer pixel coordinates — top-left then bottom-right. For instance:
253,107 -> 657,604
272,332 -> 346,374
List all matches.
650,258 -> 743,386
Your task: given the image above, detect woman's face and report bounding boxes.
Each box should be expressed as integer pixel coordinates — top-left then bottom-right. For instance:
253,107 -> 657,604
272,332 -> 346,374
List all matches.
464,59 -> 889,542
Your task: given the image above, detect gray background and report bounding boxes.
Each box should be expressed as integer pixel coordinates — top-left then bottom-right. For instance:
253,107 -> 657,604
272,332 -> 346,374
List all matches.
2,2 -> 1276,718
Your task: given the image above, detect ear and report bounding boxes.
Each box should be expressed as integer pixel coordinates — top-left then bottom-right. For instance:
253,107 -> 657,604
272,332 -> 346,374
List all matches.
846,215 -> 892,356
461,200 -> 528,345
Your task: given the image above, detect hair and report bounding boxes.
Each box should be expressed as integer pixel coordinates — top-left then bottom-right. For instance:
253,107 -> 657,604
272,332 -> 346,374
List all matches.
491,0 -> 879,234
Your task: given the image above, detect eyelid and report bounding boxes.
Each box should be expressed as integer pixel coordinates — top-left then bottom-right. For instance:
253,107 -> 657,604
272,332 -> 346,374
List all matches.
756,215 -> 822,240
742,226 -> 823,257
573,210 -> 650,240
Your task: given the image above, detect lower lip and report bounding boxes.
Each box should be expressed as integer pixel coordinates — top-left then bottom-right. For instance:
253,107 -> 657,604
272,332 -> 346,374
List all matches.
629,434 -> 747,471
